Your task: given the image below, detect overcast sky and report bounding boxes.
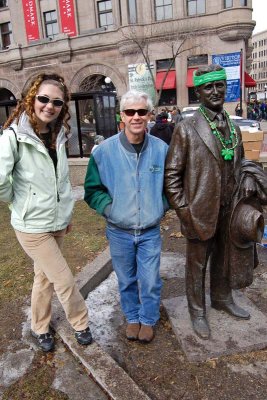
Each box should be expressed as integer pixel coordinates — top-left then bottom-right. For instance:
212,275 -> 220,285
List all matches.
252,0 -> 267,34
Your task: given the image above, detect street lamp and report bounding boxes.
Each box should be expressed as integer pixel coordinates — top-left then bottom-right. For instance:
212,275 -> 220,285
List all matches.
104,76 -> 112,92
264,84 -> 267,101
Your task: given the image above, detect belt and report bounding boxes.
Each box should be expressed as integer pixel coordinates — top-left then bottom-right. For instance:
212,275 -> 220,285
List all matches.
107,223 -> 158,236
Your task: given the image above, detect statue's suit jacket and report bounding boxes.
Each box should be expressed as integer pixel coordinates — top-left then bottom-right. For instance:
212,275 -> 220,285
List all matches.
164,109 -> 244,241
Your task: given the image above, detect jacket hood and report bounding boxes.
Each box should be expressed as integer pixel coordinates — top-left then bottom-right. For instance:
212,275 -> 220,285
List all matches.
14,112 -> 67,146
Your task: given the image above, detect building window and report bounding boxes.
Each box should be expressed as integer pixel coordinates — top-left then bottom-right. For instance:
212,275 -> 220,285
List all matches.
187,54 -> 208,67
155,0 -> 173,21
98,1 -> 113,28
0,22 -> 12,49
156,58 -> 174,70
0,0 -> 8,8
223,0 -> 233,8
158,90 -> 176,106
128,0 -> 137,24
187,0 -> 205,16
240,0 -> 247,6
44,10 -> 59,39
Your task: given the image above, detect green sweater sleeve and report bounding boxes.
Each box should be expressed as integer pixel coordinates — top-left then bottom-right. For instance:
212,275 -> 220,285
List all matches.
84,154 -> 112,215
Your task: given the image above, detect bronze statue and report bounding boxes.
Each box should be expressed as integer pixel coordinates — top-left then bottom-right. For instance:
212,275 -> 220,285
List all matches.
164,64 -> 267,339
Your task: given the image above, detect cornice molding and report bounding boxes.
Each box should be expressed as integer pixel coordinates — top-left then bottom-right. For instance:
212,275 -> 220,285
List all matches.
217,23 -> 255,41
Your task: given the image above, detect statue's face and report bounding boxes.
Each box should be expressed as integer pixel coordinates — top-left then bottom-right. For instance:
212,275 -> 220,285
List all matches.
196,80 -> 226,111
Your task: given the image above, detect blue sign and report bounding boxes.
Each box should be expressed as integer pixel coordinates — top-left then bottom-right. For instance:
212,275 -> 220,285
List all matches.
212,52 -> 241,102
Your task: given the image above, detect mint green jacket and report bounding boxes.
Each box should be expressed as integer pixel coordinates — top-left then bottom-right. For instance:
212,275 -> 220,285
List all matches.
0,112 -> 74,233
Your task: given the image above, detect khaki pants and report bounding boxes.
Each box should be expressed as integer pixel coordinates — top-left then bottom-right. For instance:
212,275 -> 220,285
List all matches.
15,229 -> 89,334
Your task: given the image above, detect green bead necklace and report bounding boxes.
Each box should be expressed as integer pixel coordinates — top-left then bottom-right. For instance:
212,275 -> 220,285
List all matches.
199,106 -> 238,161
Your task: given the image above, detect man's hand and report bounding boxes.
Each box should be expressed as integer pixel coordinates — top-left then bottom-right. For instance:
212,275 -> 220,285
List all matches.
242,175 -> 257,198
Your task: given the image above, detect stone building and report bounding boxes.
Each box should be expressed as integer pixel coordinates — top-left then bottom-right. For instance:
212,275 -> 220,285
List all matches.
0,0 -> 255,155
251,29 -> 267,101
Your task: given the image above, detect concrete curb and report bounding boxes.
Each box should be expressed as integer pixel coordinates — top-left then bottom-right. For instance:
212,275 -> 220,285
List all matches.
51,246 -> 151,400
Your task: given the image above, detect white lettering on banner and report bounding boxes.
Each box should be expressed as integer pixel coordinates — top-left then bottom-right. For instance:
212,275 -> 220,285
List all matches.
28,4 -> 36,26
66,0 -> 72,17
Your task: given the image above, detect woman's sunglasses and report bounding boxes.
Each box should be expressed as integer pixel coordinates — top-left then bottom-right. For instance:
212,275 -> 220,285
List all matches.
36,95 -> 64,108
123,109 -> 149,117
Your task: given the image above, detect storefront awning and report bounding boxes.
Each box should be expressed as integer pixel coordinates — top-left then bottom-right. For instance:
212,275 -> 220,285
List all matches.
244,72 -> 256,88
155,71 -> 176,90
186,68 -> 198,87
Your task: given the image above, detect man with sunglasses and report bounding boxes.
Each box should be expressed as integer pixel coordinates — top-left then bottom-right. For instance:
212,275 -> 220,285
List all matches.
84,90 -> 168,343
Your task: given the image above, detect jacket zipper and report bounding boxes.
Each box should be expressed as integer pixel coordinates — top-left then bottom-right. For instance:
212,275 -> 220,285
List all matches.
17,128 -> 64,228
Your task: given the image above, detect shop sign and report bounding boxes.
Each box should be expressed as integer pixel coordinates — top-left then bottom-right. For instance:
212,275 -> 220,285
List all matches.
212,52 -> 241,102
128,63 -> 156,104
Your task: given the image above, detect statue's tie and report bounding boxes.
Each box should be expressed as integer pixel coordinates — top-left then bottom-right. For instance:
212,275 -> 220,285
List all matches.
216,113 -> 226,129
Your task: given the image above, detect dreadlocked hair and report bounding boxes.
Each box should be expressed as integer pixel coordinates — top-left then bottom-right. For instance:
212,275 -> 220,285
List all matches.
3,73 -> 71,149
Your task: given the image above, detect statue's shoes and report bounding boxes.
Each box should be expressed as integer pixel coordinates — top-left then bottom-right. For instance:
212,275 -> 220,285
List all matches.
191,316 -> 210,340
211,301 -> 250,320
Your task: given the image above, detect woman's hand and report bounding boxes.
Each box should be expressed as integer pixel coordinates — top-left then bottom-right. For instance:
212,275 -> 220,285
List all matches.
66,223 -> 73,234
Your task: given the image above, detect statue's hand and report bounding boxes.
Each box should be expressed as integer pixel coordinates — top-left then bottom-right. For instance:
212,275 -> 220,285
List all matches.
242,175 -> 257,198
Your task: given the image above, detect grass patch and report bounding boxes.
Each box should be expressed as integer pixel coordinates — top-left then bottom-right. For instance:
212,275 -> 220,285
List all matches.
2,353 -> 69,400
0,200 -> 107,306
0,203 -> 32,305
63,201 -> 108,274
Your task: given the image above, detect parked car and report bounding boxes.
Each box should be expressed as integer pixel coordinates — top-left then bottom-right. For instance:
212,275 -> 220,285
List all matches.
229,116 -> 261,133
181,106 -> 199,119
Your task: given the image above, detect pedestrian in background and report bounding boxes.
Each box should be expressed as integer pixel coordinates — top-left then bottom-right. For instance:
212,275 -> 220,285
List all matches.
146,113 -> 156,133
0,73 -> 92,352
116,111 -> 121,131
84,90 -> 169,343
150,111 -> 174,145
171,107 -> 183,126
91,134 -> 105,152
235,103 -> 242,117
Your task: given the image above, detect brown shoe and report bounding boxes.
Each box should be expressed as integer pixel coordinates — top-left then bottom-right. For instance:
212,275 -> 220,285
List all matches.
138,324 -> 154,344
126,323 -> 140,341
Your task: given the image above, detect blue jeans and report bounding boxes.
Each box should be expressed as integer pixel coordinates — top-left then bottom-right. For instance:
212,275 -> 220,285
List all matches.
106,225 -> 162,326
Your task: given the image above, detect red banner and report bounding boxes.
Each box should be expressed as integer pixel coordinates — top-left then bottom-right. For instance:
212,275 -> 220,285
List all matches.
22,0 -> 40,42
59,0 -> 77,37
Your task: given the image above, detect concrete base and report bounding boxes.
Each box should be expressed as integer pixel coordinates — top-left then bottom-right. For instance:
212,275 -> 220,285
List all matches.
52,311 -> 151,400
163,292 -> 267,362
68,158 -> 89,186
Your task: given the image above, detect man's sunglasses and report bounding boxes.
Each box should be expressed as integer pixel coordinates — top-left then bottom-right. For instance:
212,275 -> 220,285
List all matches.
36,95 -> 64,108
123,109 -> 149,117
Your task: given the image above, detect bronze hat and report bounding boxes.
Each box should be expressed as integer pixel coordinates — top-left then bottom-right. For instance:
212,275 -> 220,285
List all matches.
230,197 -> 264,249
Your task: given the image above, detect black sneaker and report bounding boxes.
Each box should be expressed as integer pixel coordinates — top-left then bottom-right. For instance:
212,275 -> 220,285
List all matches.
31,331 -> 55,352
75,327 -> 92,345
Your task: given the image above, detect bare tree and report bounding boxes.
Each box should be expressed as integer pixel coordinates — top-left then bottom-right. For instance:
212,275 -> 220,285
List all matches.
120,21 -> 202,109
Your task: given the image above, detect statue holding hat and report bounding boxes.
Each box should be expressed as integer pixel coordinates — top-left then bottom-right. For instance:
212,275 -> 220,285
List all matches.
164,64 -> 267,340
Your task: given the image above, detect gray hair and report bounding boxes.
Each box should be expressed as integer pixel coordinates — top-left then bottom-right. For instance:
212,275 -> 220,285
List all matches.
120,90 -> 153,112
